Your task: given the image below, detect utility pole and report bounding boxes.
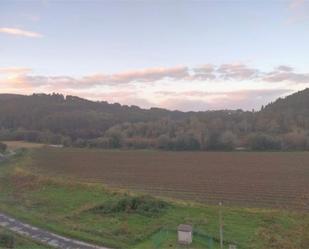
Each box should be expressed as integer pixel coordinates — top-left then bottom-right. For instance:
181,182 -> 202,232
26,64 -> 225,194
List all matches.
219,201 -> 223,249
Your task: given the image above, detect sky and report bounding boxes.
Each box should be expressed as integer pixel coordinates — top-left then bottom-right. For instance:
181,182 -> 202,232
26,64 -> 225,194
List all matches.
0,0 -> 309,111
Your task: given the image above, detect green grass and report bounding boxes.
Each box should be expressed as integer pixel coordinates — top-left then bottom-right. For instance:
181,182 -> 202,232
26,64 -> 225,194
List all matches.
0,150 -> 308,249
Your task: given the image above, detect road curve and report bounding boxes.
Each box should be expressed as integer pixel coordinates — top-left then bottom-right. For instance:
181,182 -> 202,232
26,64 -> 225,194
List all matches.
0,213 -> 112,249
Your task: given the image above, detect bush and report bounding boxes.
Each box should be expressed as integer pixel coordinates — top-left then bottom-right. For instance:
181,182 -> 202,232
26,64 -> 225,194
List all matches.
0,142 -> 7,152
0,233 -> 15,248
105,128 -> 124,148
92,195 -> 169,217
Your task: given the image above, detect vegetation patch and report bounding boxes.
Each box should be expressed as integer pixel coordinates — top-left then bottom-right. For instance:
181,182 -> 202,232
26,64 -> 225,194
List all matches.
0,142 -> 7,153
10,173 -> 41,193
90,195 -> 169,217
0,232 -> 15,248
0,228 -> 49,249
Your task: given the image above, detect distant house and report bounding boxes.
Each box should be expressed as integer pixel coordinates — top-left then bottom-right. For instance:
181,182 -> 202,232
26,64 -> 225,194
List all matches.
177,224 -> 192,245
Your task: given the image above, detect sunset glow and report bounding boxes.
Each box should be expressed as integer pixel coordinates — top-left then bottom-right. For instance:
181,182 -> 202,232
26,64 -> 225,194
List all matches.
1,0 -> 309,111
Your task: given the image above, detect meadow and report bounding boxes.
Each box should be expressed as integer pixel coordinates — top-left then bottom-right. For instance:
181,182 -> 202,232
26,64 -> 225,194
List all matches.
0,147 -> 308,248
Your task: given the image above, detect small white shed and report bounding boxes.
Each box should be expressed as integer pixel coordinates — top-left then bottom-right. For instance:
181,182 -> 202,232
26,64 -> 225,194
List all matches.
229,245 -> 237,249
177,224 -> 192,245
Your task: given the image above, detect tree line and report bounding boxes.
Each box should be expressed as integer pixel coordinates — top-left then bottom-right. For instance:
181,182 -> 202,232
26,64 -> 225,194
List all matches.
1,89 -> 309,151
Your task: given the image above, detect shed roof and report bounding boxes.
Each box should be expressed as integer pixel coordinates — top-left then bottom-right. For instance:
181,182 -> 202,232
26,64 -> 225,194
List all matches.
178,224 -> 192,232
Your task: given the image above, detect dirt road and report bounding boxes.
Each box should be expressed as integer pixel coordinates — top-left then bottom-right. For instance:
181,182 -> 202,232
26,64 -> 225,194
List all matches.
0,213 -> 112,249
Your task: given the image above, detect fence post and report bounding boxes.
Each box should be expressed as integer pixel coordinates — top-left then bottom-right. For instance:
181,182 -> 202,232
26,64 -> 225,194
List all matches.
219,202 -> 223,249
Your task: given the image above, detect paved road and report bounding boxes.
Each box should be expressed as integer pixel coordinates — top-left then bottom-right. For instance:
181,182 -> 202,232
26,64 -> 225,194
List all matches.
0,213 -> 112,249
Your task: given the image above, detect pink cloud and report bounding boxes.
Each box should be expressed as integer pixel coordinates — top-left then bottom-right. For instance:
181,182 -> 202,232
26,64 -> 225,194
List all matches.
263,66 -> 309,83
3,64 -> 309,90
108,66 -> 189,83
217,63 -> 259,80
0,67 -> 32,75
0,27 -> 43,38
11,66 -> 189,89
81,66 -> 189,85
193,64 -> 215,74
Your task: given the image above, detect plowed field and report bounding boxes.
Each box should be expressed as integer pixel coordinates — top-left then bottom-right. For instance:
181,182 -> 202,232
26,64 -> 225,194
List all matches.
30,148 -> 309,210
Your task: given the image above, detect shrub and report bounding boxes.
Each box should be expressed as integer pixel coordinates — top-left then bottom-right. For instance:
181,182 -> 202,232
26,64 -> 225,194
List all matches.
0,233 -> 15,248
0,142 -> 7,152
92,195 -> 169,217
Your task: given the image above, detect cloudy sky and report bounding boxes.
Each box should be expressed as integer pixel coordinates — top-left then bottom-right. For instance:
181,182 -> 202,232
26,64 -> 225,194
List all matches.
1,0 -> 309,111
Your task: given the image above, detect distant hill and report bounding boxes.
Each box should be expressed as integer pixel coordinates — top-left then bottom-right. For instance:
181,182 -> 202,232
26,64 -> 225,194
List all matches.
0,89 -> 309,151
263,88 -> 309,114
0,93 -> 189,138
255,88 -> 309,133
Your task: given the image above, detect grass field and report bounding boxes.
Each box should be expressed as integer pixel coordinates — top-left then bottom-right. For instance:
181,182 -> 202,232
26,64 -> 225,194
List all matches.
0,148 -> 308,249
29,148 -> 309,210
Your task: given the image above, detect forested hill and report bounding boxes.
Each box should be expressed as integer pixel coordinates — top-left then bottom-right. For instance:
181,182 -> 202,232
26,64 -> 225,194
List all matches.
263,88 -> 309,114
0,89 -> 309,151
255,89 -> 309,134
0,93 -> 189,133
0,93 -> 189,125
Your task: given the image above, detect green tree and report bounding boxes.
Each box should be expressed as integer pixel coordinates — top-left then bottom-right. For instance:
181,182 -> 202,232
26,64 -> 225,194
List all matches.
218,131 -> 237,150
248,134 -> 281,151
